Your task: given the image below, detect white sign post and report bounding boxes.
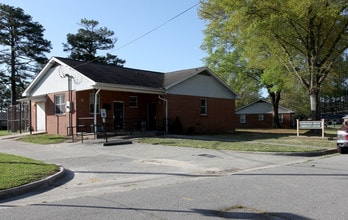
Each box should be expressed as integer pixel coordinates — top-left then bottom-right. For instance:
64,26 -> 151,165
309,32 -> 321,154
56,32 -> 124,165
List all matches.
296,119 -> 325,138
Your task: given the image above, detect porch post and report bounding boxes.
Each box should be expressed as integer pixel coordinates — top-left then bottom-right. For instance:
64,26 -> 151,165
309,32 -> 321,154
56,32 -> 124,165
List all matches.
94,88 -> 102,135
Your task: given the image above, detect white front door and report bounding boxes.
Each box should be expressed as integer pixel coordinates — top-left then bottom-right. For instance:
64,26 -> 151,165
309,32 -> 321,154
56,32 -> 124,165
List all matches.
36,102 -> 46,131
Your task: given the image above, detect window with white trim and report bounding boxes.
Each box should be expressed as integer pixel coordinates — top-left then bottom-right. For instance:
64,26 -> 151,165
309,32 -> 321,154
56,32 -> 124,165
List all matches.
129,96 -> 138,108
200,98 -> 207,115
54,94 -> 65,115
258,114 -> 264,120
89,93 -> 100,114
240,114 -> 246,123
279,114 -> 284,123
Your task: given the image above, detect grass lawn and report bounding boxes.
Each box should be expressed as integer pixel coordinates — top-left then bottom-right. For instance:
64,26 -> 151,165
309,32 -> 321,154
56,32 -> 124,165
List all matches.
16,134 -> 68,144
0,130 -> 15,136
137,128 -> 338,152
0,153 -> 59,190
0,133 -> 65,191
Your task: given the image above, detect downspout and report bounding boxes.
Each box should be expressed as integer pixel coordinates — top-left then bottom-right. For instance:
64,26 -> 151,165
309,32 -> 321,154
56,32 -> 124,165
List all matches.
94,87 -> 102,135
158,95 -> 168,133
29,99 -> 32,135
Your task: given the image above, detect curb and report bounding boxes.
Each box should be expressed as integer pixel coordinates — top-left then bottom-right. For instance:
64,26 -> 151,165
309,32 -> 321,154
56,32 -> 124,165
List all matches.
103,139 -> 133,146
0,165 -> 66,200
270,148 -> 338,157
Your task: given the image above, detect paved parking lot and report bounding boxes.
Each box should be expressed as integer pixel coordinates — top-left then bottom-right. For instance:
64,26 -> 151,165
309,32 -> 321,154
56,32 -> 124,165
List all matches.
0,137 -> 314,205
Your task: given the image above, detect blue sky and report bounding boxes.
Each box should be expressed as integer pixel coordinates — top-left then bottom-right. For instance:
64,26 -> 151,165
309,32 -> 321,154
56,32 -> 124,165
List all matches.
2,0 -> 206,72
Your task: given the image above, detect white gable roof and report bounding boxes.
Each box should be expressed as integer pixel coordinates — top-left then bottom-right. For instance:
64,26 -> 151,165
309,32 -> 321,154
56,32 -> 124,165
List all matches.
236,99 -> 294,114
22,57 -> 95,97
165,67 -> 240,99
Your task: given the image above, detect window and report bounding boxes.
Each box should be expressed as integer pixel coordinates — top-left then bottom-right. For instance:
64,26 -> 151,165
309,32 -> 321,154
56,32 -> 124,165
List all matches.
200,98 -> 207,115
54,94 -> 65,115
240,114 -> 246,123
279,114 -> 284,123
129,96 -> 138,108
89,93 -> 100,114
258,114 -> 264,120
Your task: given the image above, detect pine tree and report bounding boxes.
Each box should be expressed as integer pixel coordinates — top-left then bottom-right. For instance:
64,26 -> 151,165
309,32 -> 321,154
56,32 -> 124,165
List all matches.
63,18 -> 125,66
0,4 -> 52,105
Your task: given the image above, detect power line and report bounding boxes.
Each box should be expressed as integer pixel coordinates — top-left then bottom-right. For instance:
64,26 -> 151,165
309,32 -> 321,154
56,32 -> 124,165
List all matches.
114,2 -> 200,51
72,2 -> 200,68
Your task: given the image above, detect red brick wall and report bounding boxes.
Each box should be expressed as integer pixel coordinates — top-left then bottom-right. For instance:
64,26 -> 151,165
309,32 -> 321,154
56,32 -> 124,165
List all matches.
32,90 -> 236,134
166,94 -> 236,133
235,113 -> 293,129
75,90 -> 161,125
73,90 -> 168,133
45,91 -> 77,135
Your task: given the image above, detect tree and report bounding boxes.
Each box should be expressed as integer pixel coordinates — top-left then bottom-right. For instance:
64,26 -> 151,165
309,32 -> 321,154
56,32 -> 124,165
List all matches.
201,44 -> 261,108
0,4 -> 52,105
320,54 -> 348,115
63,18 -> 125,66
199,0 -> 348,120
199,1 -> 286,127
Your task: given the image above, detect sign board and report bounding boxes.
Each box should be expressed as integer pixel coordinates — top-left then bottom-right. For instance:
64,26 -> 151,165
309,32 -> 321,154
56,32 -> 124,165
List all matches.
296,119 -> 325,138
100,109 -> 106,118
299,121 -> 322,129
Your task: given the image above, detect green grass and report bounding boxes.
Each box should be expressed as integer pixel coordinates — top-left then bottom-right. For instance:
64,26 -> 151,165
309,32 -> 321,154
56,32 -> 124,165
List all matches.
0,153 -> 59,190
17,134 -> 67,144
137,128 -> 337,152
0,130 -> 15,136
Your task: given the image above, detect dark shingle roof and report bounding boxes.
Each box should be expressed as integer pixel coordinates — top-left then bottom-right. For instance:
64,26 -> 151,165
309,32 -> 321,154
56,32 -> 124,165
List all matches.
55,57 -> 210,90
164,67 -> 206,88
56,57 -> 165,89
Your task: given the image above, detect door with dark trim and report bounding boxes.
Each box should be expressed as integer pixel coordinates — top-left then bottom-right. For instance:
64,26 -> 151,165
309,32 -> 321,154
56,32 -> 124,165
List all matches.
147,102 -> 156,130
113,101 -> 124,129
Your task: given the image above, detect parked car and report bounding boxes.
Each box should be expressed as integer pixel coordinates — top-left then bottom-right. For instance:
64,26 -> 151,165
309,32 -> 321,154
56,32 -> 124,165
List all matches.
337,123 -> 348,154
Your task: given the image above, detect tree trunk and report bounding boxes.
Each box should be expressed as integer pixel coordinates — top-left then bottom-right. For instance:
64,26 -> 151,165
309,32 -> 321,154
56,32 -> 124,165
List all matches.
309,89 -> 320,120
269,90 -> 281,128
11,34 -> 17,105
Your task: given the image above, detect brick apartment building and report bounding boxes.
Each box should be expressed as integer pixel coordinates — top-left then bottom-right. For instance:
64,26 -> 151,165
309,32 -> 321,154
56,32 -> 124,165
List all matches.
22,57 -> 240,135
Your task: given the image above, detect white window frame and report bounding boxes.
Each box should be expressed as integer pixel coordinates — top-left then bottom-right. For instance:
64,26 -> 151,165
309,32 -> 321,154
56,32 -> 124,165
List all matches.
129,96 -> 138,108
279,114 -> 284,123
200,98 -> 207,116
258,114 -> 264,121
89,93 -> 100,114
240,114 -> 246,123
54,94 -> 65,115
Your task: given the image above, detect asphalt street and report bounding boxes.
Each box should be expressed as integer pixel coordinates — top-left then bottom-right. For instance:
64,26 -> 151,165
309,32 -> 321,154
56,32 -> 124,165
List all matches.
0,137 -> 347,219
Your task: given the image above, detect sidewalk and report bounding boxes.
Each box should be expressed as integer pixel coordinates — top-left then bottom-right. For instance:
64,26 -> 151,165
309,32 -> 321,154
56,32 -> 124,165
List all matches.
0,131 -> 46,140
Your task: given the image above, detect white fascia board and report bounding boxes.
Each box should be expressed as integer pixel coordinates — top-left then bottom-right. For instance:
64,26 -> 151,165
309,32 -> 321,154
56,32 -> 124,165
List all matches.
22,57 -> 57,97
22,57 -> 96,97
94,83 -> 165,94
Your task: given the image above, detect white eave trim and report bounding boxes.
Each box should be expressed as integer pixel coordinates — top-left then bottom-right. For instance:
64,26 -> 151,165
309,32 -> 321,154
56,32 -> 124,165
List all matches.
94,83 -> 165,94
